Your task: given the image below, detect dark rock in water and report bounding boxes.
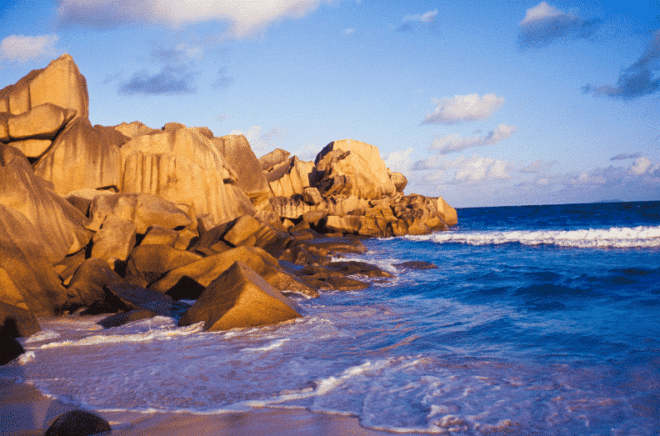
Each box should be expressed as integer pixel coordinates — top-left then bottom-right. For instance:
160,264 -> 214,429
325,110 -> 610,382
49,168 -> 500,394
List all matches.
104,283 -> 189,319
65,258 -> 123,309
0,301 -> 40,338
165,276 -> 206,301
0,330 -> 24,365
45,410 -> 111,436
178,261 -> 302,331
294,265 -> 369,291
98,308 -> 158,328
328,261 -> 394,278
395,261 -> 438,270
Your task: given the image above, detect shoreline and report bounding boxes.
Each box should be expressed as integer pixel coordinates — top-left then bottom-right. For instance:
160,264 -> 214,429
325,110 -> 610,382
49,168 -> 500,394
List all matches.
1,376 -> 393,436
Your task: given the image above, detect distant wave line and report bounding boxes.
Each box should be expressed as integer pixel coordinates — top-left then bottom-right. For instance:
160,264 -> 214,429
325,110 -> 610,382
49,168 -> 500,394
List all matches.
404,225 -> 660,248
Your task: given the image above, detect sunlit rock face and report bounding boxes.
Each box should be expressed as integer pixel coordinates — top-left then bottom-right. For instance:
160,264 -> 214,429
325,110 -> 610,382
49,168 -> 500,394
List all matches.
120,127 -> 255,225
0,54 -> 89,119
177,260 -> 302,332
314,139 -> 397,200
214,134 -> 272,208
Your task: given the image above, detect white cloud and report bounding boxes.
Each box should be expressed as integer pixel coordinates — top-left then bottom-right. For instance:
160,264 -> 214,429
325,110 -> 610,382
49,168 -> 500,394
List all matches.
344,28 -> 355,35
454,156 -> 513,183
570,172 -> 606,185
628,157 -> 652,176
421,93 -> 505,125
518,1 -> 598,49
0,34 -> 59,63
384,147 -> 414,173
57,0 -> 336,37
430,124 -> 517,154
398,9 -> 437,31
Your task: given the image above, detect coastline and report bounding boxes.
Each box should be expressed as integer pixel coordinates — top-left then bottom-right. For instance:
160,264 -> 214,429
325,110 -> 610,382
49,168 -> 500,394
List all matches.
1,376 -> 392,436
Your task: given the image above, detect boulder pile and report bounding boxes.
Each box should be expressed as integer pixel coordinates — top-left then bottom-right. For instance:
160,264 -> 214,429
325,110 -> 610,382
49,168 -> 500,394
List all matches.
0,54 -> 457,353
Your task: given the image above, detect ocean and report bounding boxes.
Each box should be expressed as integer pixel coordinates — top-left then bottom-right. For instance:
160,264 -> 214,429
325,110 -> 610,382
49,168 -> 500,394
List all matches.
4,201 -> 660,435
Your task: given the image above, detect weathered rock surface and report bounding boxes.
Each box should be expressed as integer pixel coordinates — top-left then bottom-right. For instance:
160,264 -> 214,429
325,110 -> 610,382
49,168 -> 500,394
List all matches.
120,127 -> 254,225
266,156 -> 314,197
178,261 -> 302,331
214,134 -> 272,207
259,148 -> 290,172
90,215 -> 137,266
45,410 -> 111,436
0,301 -> 41,338
113,121 -> 159,138
0,54 -> 89,119
314,139 -> 397,199
104,282 -> 189,318
124,244 -> 202,288
33,117 -> 122,195
66,258 -> 123,309
5,139 -> 52,158
6,103 -> 76,141
0,205 -> 67,316
85,192 -> 192,234
0,144 -> 91,264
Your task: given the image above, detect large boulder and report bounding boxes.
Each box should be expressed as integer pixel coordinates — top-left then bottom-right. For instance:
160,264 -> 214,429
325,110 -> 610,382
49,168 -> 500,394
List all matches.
85,192 -> 193,234
120,127 -> 255,225
436,195 -> 458,227
33,117 -> 122,194
259,148 -> 290,172
313,139 -> 397,199
65,258 -> 123,308
214,134 -> 272,207
90,215 -> 137,265
266,156 -> 314,197
124,244 -> 202,288
0,301 -> 41,338
6,103 -> 76,141
151,246 -> 318,298
0,54 -> 88,119
0,205 -> 68,316
45,410 -> 111,436
0,144 -> 91,264
178,261 -> 302,331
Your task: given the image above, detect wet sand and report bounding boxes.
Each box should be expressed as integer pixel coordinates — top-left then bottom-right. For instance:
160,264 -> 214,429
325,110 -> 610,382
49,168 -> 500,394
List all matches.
1,377 -> 392,435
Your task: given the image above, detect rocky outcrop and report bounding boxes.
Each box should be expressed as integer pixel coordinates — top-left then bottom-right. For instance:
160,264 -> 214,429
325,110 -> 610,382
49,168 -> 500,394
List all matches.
214,134 -> 272,207
0,54 -> 89,119
178,261 -> 302,331
120,127 -> 255,225
266,156 -> 314,198
313,139 -> 397,199
0,144 -> 91,264
0,54 -> 458,334
33,117 -> 122,194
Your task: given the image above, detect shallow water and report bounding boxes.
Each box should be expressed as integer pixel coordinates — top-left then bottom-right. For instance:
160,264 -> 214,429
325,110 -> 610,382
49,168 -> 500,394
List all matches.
5,201 -> 660,435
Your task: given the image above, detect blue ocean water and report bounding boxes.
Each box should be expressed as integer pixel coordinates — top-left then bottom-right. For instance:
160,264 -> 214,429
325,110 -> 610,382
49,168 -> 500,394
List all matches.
5,201 -> 660,435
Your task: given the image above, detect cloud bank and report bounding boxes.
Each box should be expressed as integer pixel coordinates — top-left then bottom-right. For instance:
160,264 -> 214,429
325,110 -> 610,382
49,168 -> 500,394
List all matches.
56,0 -> 335,37
518,1 -> 598,48
583,30 -> 660,100
422,94 -> 505,125
430,124 -> 517,154
0,34 -> 59,63
119,65 -> 196,95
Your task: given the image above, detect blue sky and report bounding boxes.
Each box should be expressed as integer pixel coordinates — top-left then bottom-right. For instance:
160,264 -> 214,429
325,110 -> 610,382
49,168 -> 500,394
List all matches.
1,0 -> 659,207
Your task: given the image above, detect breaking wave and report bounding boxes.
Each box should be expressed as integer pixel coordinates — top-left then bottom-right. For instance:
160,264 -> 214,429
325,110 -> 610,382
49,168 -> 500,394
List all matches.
405,225 -> 660,249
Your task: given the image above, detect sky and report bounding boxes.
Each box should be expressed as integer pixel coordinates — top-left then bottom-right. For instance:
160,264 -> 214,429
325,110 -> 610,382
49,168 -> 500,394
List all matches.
1,0 -> 659,208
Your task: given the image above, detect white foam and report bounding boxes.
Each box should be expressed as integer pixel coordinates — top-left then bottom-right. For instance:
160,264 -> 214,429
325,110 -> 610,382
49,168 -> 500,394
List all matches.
23,329 -> 60,343
243,338 -> 289,352
405,225 -> 660,249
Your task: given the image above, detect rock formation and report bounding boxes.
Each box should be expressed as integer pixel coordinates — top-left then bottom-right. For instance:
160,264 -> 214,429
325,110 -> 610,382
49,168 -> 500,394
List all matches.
0,54 -> 457,334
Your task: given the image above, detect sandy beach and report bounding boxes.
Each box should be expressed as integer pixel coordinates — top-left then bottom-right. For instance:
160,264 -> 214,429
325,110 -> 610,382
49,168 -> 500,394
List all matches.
1,376 -> 392,436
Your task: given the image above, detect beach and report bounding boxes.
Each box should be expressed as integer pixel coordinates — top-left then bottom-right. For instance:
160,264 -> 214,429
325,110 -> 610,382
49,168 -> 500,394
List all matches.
1,377 -> 391,436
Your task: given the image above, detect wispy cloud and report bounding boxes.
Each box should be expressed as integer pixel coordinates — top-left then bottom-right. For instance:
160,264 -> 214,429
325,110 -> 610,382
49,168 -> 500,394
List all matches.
611,152 -> 642,161
384,147 -> 414,173
229,126 -> 287,155
0,34 -> 59,63
397,9 -> 437,32
520,159 -> 558,173
56,0 -> 336,38
213,67 -> 233,90
421,94 -> 505,125
119,65 -> 196,95
429,124 -> 517,155
518,1 -> 599,49
583,30 -> 660,100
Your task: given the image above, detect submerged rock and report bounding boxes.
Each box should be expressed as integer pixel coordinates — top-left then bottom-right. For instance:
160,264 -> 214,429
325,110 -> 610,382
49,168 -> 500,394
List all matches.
45,410 -> 111,436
